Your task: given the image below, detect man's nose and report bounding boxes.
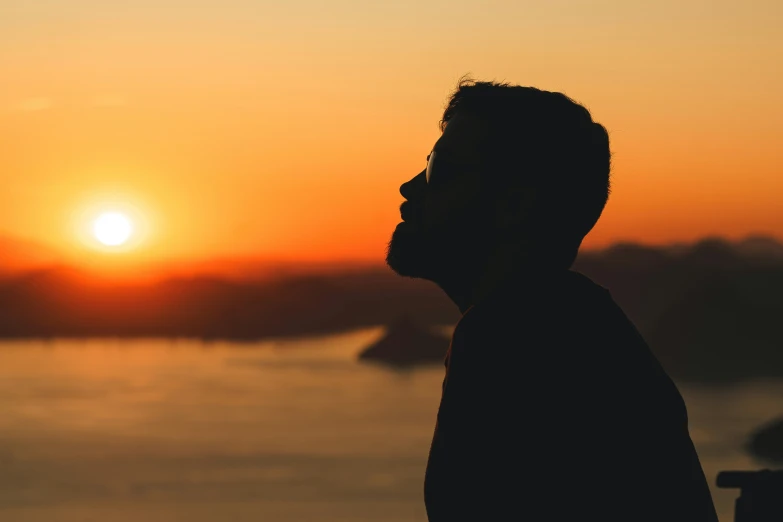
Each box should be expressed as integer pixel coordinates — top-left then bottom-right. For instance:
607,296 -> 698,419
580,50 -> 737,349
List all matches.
400,170 -> 426,200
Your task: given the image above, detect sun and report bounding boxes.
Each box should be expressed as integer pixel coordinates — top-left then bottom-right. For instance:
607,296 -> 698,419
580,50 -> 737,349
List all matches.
93,212 -> 134,246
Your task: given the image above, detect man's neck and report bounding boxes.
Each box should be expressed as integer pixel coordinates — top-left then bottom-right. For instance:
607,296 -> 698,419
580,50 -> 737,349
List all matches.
436,243 -> 542,315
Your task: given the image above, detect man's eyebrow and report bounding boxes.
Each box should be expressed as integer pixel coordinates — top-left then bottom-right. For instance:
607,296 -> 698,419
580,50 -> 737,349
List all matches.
426,153 -> 431,161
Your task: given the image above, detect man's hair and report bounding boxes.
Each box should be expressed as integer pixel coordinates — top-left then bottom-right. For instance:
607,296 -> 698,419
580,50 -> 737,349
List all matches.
441,77 -> 611,268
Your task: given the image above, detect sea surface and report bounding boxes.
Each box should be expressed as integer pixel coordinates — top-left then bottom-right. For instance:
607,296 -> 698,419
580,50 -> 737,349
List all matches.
0,327 -> 781,522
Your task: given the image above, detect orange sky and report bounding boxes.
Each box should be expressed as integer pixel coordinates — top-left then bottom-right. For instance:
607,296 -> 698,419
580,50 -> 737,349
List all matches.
1,0 -> 782,272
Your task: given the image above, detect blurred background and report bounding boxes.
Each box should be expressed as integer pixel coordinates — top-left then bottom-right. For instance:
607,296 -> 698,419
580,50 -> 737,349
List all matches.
1,0 -> 782,520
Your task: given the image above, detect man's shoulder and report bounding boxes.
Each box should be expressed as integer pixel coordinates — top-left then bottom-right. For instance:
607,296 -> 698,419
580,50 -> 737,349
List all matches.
457,270 -> 656,374
464,270 -> 617,332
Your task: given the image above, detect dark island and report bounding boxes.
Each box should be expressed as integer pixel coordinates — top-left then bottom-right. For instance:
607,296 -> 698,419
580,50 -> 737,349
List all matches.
358,315 -> 451,368
748,418 -> 783,464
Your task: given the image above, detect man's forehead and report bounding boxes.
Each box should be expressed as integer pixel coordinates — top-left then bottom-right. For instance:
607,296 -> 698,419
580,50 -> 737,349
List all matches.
432,110 -> 488,166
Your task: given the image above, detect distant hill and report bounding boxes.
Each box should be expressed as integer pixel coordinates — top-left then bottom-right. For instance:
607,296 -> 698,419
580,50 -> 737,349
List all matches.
0,234 -> 64,276
1,234 -> 782,382
572,236 -> 783,382
0,264 -> 458,340
152,256 -> 386,283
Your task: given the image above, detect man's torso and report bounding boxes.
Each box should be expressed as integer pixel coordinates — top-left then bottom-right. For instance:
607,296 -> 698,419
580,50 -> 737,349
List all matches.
424,270 -> 718,521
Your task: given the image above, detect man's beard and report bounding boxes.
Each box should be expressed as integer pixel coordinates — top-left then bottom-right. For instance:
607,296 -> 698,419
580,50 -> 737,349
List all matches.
386,223 -> 436,280
385,221 -> 490,282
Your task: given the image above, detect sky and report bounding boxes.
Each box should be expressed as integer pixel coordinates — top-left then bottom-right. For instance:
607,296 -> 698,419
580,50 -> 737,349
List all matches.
1,0 -> 782,272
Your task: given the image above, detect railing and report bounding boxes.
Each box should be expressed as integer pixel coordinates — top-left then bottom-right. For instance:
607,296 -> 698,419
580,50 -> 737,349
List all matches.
717,470 -> 783,522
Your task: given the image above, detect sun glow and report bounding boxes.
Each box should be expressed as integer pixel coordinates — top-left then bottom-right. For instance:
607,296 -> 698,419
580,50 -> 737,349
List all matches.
71,194 -> 152,256
93,212 -> 133,246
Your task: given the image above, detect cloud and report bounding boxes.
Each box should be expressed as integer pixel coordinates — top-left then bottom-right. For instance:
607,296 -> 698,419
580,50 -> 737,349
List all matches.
10,97 -> 53,112
92,94 -> 128,107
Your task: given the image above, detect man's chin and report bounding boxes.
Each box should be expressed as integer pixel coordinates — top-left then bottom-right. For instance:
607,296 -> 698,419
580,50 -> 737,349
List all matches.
385,224 -> 433,279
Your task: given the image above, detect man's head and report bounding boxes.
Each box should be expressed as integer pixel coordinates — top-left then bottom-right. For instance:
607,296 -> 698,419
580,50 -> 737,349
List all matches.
386,78 -> 611,283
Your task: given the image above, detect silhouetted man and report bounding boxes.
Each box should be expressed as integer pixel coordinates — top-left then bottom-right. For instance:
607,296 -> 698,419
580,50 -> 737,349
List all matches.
386,79 -> 719,521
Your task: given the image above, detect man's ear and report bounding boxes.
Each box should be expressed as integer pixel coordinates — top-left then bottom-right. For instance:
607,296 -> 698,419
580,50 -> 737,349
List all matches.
495,185 -> 536,230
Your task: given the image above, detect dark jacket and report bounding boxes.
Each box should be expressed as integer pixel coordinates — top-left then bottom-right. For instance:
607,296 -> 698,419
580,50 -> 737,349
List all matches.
424,269 -> 718,521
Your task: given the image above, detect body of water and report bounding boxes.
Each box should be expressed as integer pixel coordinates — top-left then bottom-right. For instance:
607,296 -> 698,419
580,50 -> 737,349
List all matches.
0,327 -> 780,521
